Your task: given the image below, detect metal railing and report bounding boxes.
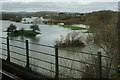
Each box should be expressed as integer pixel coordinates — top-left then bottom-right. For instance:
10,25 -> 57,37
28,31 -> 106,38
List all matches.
0,37 -> 119,79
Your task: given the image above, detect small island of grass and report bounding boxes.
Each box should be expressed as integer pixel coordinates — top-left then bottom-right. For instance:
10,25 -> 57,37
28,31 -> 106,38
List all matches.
6,24 -> 41,36
8,30 -> 40,36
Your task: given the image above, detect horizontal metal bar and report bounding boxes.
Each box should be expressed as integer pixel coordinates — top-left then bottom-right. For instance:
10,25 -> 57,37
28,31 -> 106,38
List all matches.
0,37 -> 53,49
10,56 -> 26,63
0,53 -> 7,56
0,52 -> 26,63
9,44 -> 25,50
0,42 -> 6,45
10,51 -> 26,57
9,39 -> 25,43
101,55 -> 120,60
29,42 -> 54,48
0,47 -> 6,50
29,56 -> 55,65
1,48 -> 26,57
0,37 -> 25,43
29,49 -> 97,67
30,63 -> 56,73
58,56 -> 98,66
0,47 -> 97,67
1,48 -> 55,65
29,49 -> 55,57
1,52 -> 56,73
0,37 -> 6,39
0,37 -> 96,56
58,64 -> 94,75
1,46 -> 97,67
102,65 -> 116,71
61,48 -> 97,56
2,43 -> 25,50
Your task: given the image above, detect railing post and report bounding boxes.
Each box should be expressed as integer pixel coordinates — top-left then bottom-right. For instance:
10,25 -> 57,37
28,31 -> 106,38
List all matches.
97,52 -> 102,79
6,37 -> 10,62
55,45 -> 59,80
26,40 -> 30,70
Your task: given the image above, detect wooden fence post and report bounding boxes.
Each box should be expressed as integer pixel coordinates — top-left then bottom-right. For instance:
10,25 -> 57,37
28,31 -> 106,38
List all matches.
55,45 -> 59,79
26,40 -> 30,70
6,37 -> 10,62
97,52 -> 102,79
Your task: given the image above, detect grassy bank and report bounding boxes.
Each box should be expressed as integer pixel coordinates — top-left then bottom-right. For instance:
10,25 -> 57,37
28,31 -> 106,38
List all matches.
48,24 -> 87,30
23,22 -> 89,31
60,25 -> 87,30
8,30 -> 40,36
48,24 -> 94,34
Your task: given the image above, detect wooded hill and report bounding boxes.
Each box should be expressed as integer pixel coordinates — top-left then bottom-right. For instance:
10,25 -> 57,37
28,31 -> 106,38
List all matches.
0,10 -> 118,27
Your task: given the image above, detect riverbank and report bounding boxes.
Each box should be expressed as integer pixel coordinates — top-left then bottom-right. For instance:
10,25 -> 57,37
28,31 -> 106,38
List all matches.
48,24 -> 88,30
60,25 -> 87,30
23,22 -> 91,31
48,24 -> 93,33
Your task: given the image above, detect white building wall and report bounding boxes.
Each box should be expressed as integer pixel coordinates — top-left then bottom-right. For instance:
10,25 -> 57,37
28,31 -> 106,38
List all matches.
21,17 -> 50,23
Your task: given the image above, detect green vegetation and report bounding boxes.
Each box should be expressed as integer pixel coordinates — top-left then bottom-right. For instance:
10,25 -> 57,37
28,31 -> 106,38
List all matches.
8,30 -> 40,36
7,24 -> 40,36
7,24 -> 16,32
30,24 -> 40,32
60,25 -> 87,30
47,23 -> 88,30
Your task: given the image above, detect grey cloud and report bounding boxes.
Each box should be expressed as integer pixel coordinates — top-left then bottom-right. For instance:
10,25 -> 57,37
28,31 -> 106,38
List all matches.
1,2 -> 118,13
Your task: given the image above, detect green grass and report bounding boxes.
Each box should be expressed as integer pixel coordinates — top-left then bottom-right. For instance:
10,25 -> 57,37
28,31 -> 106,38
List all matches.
60,25 -> 87,30
8,30 -> 40,36
47,23 -> 87,30
22,30 -> 40,34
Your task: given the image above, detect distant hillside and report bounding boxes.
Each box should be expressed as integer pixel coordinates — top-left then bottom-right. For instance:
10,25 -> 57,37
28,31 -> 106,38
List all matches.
0,10 -> 118,26
84,10 -> 118,30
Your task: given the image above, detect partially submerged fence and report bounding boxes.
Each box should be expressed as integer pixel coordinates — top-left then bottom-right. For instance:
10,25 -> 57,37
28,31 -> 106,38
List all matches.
0,37 -> 119,79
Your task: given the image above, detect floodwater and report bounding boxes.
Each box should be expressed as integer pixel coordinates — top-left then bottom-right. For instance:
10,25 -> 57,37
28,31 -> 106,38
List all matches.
0,20 -> 104,78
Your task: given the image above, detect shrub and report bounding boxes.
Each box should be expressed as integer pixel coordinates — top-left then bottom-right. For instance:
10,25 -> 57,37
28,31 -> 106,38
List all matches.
7,24 -> 16,32
30,24 -> 40,32
56,31 -> 85,47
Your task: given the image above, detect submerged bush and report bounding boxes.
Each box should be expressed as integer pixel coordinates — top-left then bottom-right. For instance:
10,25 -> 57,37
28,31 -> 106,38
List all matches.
56,31 -> 85,47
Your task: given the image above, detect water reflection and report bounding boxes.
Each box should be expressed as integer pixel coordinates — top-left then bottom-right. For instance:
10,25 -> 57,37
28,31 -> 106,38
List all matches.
25,36 -> 40,43
20,36 -> 24,40
9,36 -> 19,39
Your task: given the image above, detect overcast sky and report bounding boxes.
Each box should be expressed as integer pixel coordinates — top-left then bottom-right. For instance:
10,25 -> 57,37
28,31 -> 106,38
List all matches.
0,1 -> 119,13
1,0 -> 119,2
